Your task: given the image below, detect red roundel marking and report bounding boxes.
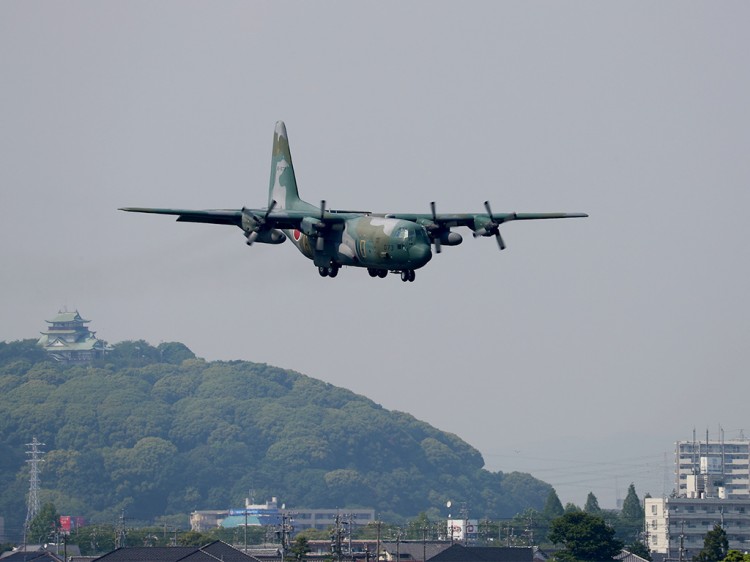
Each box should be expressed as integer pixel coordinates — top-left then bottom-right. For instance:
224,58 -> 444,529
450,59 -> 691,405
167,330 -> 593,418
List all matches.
292,229 -> 302,241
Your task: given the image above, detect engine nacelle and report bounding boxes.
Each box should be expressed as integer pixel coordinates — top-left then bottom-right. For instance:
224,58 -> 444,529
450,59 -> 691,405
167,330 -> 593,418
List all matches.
300,216 -> 323,237
241,210 -> 259,232
250,229 -> 286,245
438,231 -> 463,246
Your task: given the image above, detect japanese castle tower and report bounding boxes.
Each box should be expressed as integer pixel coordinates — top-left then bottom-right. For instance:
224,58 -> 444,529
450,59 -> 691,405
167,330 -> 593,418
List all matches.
37,310 -> 111,362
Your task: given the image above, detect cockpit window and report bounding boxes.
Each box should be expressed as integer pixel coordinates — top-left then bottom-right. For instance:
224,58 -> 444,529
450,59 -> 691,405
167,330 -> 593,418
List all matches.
395,227 -> 410,240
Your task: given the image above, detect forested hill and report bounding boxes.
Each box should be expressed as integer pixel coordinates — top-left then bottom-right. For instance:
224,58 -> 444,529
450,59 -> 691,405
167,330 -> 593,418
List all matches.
0,339 -> 551,533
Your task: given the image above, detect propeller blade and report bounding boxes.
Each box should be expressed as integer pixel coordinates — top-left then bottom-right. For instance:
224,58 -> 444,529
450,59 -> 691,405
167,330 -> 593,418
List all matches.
320,200 -> 326,220
496,232 -> 506,250
429,201 -> 441,252
245,231 -> 259,246
484,200 -> 494,219
265,199 -> 277,219
316,236 -> 325,252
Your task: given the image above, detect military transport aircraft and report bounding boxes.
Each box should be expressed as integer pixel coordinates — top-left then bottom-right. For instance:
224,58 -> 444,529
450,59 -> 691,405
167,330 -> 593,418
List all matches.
120,121 -> 587,282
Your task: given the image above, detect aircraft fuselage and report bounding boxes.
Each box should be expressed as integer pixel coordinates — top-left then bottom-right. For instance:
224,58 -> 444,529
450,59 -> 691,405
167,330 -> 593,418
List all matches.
286,216 -> 432,274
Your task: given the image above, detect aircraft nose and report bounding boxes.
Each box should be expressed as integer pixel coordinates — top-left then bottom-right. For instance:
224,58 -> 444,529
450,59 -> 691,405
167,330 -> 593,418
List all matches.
409,242 -> 432,267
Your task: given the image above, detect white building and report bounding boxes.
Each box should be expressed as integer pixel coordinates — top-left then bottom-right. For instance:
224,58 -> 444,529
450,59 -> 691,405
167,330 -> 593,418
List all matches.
675,434 -> 750,499
646,432 -> 750,555
645,497 -> 750,556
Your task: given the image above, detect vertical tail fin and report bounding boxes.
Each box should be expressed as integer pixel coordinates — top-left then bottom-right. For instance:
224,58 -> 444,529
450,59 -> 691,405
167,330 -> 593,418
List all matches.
268,121 -> 310,211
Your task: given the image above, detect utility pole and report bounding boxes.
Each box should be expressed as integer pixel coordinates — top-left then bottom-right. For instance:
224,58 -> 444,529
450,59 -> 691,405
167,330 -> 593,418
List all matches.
459,504 -> 468,546
525,513 -> 535,547
331,513 -> 340,562
24,437 -> 45,546
394,528 -> 402,562
376,520 -> 382,562
278,512 -> 295,562
115,510 -> 127,549
346,513 -> 356,558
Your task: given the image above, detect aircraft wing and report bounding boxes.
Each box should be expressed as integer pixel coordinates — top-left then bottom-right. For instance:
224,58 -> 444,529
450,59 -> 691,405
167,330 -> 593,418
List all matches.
386,205 -> 587,251
119,208 -> 243,226
118,207 -> 347,230
386,211 -> 588,229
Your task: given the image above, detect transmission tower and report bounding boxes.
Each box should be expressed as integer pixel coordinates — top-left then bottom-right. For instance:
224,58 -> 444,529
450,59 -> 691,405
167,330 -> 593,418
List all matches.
24,437 -> 45,532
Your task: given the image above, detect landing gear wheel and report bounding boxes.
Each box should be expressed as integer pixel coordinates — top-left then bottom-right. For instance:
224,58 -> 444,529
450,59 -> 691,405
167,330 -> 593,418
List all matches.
318,266 -> 329,277
368,268 -> 378,278
408,270 -> 416,282
377,269 -> 387,278
328,266 -> 339,278
401,271 -> 409,282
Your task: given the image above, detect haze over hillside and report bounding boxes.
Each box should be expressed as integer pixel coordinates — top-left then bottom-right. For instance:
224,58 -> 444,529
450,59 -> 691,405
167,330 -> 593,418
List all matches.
0,339 -> 552,541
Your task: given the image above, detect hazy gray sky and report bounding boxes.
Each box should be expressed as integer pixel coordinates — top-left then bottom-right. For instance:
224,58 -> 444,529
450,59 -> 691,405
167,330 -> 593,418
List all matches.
2,2 -> 749,509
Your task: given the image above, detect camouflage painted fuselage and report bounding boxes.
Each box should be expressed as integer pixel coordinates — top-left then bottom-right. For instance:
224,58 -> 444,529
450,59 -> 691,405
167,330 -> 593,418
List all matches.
285,216 -> 432,270
119,120 -> 587,281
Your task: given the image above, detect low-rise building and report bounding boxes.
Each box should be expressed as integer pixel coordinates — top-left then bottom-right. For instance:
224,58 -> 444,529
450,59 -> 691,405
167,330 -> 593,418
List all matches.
645,496 -> 750,556
190,497 -> 374,533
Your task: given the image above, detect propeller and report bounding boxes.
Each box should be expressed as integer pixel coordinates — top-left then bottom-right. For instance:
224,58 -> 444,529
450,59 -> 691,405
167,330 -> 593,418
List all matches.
244,200 -> 277,245
315,200 -> 326,251
430,201 -> 441,254
473,201 -> 515,251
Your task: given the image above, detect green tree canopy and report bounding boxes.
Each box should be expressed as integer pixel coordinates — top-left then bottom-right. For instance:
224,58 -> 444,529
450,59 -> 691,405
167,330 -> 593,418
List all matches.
290,536 -> 311,560
626,540 -> 652,561
0,339 -> 49,364
0,339 -> 554,540
548,511 -> 623,562
544,490 -> 565,519
584,492 -> 601,514
695,524 -> 729,562
618,483 -> 645,542
178,531 -> 209,546
621,484 -> 644,521
722,551 -> 750,562
28,502 -> 60,544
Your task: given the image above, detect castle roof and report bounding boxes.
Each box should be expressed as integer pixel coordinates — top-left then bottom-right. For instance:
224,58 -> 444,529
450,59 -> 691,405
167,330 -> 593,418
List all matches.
46,310 -> 89,324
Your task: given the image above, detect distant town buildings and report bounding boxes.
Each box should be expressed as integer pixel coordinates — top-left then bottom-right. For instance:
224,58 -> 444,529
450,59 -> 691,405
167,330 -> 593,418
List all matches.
37,310 -> 110,362
190,497 -> 375,533
646,430 -> 750,555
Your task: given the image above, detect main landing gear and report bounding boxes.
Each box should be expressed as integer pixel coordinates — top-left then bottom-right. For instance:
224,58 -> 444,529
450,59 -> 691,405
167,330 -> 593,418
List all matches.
319,265 -> 416,280
400,270 -> 416,283
318,265 -> 339,277
366,268 -> 416,282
